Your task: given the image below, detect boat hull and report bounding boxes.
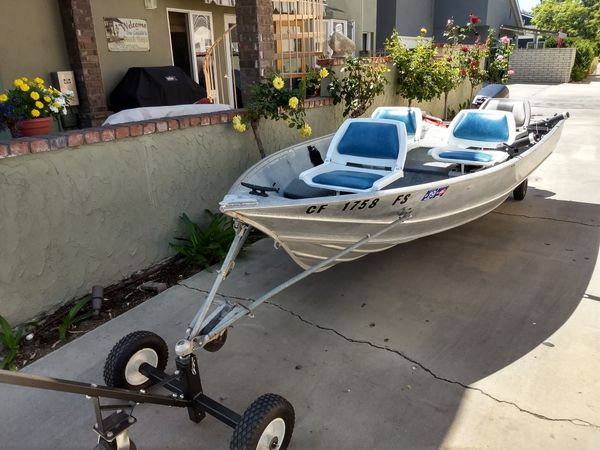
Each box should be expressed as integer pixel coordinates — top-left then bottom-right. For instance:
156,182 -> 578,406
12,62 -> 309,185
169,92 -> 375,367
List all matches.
222,120 -> 565,270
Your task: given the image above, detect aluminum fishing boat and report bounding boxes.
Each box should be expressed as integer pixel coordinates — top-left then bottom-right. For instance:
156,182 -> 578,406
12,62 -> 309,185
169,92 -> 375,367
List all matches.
220,103 -> 568,271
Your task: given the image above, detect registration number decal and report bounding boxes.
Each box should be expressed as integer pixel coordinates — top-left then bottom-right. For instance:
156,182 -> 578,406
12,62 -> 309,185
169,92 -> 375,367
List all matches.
305,193 -> 413,214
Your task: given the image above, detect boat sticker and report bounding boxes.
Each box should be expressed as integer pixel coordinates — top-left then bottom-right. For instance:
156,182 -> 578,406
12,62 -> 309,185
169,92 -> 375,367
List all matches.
306,204 -> 328,214
421,186 -> 448,201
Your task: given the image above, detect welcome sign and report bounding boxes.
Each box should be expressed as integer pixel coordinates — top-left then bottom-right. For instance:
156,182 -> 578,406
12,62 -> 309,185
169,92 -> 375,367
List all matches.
104,18 -> 150,52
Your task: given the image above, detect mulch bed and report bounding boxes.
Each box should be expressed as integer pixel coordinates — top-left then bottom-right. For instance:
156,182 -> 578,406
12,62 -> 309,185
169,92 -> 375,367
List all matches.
9,257 -> 204,369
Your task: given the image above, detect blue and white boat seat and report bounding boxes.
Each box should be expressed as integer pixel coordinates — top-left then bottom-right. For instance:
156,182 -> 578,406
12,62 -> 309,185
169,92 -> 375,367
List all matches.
371,106 -> 422,143
299,118 -> 408,193
479,98 -> 531,133
428,109 -> 516,170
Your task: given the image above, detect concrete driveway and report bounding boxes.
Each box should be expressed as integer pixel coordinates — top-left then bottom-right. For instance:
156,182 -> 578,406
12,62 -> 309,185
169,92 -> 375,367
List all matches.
1,75 -> 599,450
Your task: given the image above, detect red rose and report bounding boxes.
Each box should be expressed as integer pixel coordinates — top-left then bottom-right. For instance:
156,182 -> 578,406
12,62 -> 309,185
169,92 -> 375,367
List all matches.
447,56 -> 452,62
470,15 -> 479,24
471,60 -> 478,66
460,69 -> 467,76
462,46 -> 468,52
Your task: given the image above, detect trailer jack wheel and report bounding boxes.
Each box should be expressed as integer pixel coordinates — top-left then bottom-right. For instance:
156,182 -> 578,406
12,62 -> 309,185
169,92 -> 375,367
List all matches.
230,394 -> 295,450
104,331 -> 168,389
513,178 -> 528,201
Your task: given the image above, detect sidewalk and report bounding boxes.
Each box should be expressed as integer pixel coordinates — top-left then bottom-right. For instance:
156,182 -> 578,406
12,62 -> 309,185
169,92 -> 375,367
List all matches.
1,77 -> 599,450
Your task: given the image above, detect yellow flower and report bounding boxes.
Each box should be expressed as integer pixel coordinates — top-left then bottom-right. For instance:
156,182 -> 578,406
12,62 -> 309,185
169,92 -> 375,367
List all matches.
232,114 -> 242,125
31,109 -> 40,117
44,95 -> 52,103
0,94 -> 7,102
299,123 -> 312,137
233,122 -> 247,132
14,79 -> 23,87
35,101 -> 44,109
30,91 -> 40,100
421,28 -> 427,34
319,68 -> 329,79
272,76 -> 284,90
33,77 -> 44,85
21,77 -> 28,82
20,84 -> 30,92
288,96 -> 299,109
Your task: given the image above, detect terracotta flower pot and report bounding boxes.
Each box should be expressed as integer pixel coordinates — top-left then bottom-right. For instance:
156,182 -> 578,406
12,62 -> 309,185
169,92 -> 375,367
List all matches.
11,117 -> 52,138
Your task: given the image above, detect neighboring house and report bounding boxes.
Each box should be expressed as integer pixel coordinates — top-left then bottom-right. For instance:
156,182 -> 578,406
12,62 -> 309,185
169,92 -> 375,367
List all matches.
515,11 -> 555,48
375,0 -> 524,51
324,0 -> 377,56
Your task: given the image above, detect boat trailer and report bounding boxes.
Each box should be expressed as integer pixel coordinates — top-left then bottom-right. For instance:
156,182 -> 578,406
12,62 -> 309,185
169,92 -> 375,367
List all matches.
0,212 -> 411,450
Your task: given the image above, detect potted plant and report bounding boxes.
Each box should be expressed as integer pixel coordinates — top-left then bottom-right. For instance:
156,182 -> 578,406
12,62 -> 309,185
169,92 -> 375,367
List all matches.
0,76 -> 73,138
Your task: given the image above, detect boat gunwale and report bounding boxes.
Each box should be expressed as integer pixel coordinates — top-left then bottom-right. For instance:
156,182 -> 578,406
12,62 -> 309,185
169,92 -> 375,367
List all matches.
222,118 -> 566,211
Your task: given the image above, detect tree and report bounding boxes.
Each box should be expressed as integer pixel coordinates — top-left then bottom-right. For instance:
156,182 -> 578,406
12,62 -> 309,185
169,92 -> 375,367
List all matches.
328,57 -> 389,118
532,0 -> 600,47
385,30 -> 443,107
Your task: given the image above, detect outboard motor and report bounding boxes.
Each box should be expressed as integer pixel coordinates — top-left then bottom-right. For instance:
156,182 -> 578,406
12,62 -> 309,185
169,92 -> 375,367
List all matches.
472,83 -> 509,108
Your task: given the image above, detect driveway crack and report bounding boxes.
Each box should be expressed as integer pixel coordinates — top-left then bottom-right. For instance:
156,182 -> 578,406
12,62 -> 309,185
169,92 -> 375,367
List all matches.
492,211 -> 598,227
178,282 -> 600,429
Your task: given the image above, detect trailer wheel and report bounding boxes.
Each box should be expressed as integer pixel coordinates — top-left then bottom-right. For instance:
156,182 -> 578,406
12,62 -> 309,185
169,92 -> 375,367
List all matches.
103,331 -> 168,390
230,393 -> 295,450
513,179 -> 528,201
204,330 -> 228,352
94,438 -> 137,450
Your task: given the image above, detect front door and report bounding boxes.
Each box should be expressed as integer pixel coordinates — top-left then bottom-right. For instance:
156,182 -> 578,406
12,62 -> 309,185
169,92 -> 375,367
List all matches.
168,9 -> 215,98
223,14 -> 240,107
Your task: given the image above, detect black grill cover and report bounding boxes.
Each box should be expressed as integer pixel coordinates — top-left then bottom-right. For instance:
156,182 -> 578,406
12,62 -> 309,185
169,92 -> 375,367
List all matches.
109,66 -> 207,112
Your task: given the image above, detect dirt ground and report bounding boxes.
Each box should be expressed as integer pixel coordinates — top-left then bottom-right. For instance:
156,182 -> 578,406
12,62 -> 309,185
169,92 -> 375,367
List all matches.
8,257 -> 203,369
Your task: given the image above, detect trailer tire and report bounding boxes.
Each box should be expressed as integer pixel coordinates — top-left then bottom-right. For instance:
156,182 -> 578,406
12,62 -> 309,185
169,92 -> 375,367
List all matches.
513,179 -> 528,201
103,331 -> 168,390
230,393 -> 295,450
94,438 -> 137,450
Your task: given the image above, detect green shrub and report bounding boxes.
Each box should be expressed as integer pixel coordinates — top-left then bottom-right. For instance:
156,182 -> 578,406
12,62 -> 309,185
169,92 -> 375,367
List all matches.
0,315 -> 24,370
328,57 -> 389,118
544,36 -> 596,81
58,296 -> 93,342
171,211 -> 238,269
385,30 -> 443,106
568,38 -> 596,81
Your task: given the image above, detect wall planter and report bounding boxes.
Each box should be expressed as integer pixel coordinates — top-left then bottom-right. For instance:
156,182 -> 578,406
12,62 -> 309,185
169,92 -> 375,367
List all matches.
11,117 -> 52,138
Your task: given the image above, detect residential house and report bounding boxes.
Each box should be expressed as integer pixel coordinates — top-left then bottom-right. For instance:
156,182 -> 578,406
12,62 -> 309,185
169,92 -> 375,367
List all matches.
0,0 -> 324,129
323,0 -> 378,56
375,0 -> 523,51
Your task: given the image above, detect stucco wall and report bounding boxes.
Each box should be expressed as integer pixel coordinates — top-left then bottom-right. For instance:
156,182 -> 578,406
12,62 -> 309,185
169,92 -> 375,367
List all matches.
0,65 -> 473,325
509,48 -> 576,84
0,0 -> 71,91
90,0 -> 235,107
432,0 -> 488,42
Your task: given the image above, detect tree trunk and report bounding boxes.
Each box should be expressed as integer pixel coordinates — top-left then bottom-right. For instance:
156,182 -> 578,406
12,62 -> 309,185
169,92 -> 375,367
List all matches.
443,92 -> 449,120
251,120 -> 266,159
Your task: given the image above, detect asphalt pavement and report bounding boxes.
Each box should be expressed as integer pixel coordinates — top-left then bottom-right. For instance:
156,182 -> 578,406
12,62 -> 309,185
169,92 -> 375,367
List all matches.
1,74 -> 599,450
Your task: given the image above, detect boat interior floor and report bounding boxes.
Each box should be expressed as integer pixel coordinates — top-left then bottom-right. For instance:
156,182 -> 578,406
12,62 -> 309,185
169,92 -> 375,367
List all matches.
283,146 -> 454,199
